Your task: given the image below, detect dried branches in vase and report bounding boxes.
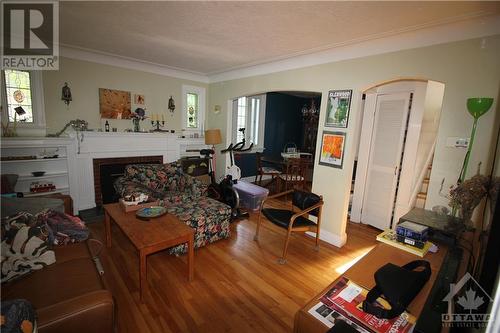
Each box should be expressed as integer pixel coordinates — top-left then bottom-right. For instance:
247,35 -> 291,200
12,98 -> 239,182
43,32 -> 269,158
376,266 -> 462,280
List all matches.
448,174 -> 500,225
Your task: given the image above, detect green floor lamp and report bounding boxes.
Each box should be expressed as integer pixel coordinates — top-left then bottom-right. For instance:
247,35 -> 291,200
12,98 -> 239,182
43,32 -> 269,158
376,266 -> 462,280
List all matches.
458,97 -> 494,184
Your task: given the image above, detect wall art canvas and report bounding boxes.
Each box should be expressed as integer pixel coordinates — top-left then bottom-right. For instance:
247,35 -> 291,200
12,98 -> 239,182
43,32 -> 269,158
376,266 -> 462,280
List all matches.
319,131 -> 346,169
325,90 -> 352,128
99,88 -> 131,119
134,94 -> 145,105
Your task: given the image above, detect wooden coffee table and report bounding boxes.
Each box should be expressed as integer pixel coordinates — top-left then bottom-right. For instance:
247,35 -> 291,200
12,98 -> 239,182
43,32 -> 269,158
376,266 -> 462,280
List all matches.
103,203 -> 194,301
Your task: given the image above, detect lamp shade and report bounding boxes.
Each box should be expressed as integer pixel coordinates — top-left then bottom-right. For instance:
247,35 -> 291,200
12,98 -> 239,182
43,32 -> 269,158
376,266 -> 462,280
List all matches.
467,97 -> 493,119
205,129 -> 222,145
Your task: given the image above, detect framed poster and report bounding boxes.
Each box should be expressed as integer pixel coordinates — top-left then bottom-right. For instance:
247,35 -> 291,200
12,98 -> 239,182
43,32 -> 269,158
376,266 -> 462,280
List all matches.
99,88 -> 131,119
319,131 -> 346,169
325,89 -> 352,128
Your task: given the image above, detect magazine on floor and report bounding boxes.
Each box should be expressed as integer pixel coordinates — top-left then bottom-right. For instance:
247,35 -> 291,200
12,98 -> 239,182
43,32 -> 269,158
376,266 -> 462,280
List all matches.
318,277 -> 416,333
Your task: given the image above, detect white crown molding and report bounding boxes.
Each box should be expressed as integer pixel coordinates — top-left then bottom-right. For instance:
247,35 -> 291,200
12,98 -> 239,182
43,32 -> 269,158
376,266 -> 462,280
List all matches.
60,44 -> 210,83
209,15 -> 500,83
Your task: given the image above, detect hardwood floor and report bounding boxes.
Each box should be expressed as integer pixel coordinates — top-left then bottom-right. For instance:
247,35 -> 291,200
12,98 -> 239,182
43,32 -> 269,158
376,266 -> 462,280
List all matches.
88,206 -> 379,333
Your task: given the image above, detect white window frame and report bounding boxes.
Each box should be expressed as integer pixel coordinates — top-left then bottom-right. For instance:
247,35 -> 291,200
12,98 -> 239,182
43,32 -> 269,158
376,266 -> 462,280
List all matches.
1,69 -> 46,133
181,84 -> 206,132
231,94 -> 266,151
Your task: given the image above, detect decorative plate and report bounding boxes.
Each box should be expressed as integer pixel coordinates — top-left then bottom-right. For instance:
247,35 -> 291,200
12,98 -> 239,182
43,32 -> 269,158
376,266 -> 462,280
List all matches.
136,206 -> 167,219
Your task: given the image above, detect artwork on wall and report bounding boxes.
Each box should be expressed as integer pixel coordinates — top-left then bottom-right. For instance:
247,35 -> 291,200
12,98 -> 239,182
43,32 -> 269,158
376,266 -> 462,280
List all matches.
319,131 -> 346,169
134,94 -> 145,105
325,89 -> 352,128
99,88 -> 131,119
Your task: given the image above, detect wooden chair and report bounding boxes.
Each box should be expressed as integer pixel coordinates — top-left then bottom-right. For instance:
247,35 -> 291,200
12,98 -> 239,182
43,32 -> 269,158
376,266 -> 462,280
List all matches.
254,189 -> 324,264
255,152 -> 281,187
277,157 -> 307,192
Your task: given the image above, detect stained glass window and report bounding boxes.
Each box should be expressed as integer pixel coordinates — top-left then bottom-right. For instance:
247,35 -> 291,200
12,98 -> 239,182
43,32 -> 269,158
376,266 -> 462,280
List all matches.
186,93 -> 199,128
3,69 -> 34,123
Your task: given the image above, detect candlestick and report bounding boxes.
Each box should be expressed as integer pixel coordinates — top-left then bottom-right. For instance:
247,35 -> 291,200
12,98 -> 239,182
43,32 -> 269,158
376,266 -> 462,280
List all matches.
151,119 -> 165,132
161,114 -> 165,122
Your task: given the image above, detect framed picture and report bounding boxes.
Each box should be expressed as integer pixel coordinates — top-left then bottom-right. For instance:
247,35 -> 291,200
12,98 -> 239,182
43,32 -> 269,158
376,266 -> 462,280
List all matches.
319,131 -> 346,169
325,89 -> 352,128
134,94 -> 145,105
99,88 -> 131,119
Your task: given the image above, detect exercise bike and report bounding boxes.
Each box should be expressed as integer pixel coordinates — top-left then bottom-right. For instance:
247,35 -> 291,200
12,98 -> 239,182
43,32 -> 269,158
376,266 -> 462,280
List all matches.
200,128 -> 253,219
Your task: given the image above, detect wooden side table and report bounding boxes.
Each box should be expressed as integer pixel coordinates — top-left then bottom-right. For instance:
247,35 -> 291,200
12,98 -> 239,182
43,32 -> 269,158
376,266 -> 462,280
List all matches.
103,203 -> 194,301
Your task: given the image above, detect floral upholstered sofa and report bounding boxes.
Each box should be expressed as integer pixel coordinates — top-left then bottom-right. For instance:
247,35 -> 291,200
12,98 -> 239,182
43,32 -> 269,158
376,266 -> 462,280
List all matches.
114,163 -> 231,255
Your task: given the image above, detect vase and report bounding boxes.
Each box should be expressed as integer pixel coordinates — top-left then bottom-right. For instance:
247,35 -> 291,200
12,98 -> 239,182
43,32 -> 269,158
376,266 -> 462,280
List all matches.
133,118 -> 140,132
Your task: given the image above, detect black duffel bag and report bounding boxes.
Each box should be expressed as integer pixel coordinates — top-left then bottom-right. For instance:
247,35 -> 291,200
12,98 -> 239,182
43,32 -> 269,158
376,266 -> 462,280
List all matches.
362,260 -> 431,319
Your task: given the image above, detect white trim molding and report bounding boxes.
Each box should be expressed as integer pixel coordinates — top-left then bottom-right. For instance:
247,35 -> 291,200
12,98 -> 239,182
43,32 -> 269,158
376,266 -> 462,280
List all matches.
307,229 -> 347,248
209,15 -> 500,83
60,45 -> 209,83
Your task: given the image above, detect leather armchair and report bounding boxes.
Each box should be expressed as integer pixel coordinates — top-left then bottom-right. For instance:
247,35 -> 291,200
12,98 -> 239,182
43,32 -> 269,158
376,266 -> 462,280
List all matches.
254,189 -> 324,264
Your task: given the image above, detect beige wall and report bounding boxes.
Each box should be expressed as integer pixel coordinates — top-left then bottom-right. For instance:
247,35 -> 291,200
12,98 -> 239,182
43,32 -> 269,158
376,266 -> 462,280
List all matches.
42,57 -> 207,134
207,35 -> 500,245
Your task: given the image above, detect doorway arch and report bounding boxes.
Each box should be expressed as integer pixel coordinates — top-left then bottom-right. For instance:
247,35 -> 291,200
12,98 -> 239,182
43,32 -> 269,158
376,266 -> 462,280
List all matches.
350,78 -> 445,230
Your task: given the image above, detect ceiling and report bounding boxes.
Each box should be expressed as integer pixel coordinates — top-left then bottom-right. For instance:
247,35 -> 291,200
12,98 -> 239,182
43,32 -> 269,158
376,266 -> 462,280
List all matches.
60,1 -> 500,75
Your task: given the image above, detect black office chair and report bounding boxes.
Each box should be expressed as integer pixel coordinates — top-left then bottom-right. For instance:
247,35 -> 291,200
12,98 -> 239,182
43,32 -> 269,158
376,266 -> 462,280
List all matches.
254,189 -> 324,264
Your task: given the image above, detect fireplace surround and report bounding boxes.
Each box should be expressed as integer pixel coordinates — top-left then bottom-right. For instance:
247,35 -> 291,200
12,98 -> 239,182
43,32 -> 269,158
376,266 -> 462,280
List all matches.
92,156 -> 163,206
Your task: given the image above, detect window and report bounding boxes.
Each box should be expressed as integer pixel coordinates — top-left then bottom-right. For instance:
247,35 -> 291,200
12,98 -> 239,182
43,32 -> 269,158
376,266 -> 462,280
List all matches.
1,69 -> 45,131
232,94 -> 266,149
182,85 -> 206,132
3,70 -> 34,122
186,93 -> 199,128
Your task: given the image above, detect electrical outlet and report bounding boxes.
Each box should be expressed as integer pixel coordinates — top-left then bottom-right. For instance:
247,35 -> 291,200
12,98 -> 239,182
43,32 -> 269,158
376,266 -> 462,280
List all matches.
446,137 -> 469,148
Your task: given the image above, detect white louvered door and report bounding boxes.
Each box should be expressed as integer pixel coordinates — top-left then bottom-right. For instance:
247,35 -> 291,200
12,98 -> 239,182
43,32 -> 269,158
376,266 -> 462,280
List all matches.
361,93 -> 411,230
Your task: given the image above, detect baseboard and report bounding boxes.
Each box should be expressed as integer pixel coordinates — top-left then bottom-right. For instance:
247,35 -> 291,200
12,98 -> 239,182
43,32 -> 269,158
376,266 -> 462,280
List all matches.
306,229 -> 347,248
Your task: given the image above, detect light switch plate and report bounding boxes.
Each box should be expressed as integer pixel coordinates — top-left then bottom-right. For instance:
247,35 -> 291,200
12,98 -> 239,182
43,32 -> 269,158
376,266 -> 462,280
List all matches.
446,137 -> 469,148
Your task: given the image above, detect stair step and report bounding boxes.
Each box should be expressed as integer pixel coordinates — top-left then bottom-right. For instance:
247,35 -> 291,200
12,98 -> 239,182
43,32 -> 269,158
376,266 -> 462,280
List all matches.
417,192 -> 427,199
422,178 -> 430,184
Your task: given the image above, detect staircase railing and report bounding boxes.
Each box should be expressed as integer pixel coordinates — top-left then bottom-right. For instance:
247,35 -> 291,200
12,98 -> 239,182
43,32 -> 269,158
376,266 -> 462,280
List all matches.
409,139 -> 436,208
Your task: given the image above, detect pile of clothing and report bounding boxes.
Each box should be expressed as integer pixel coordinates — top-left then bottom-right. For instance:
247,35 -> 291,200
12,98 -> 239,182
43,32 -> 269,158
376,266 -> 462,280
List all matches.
1,209 -> 89,283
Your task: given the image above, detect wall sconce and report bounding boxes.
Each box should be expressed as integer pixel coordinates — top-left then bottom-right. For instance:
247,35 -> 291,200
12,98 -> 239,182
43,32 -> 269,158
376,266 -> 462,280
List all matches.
61,82 -> 72,106
168,96 -> 175,113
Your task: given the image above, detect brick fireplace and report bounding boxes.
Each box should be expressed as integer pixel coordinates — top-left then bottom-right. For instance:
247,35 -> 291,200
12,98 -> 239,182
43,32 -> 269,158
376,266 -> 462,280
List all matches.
92,155 -> 163,206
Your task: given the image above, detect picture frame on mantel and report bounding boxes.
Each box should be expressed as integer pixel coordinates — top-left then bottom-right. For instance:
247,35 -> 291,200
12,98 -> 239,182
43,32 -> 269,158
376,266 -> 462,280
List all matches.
325,89 -> 352,128
99,88 -> 131,119
319,131 -> 346,169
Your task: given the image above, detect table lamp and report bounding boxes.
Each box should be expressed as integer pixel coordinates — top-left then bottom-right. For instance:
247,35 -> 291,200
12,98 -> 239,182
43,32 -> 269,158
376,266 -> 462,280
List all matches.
459,97 -> 494,183
205,129 -> 222,178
